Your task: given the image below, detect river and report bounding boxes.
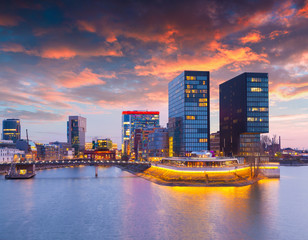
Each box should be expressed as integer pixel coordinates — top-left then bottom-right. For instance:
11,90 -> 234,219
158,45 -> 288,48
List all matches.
1,166 -> 307,240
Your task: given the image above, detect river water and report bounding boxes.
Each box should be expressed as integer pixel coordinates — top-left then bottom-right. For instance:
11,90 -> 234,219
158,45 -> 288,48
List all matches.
1,166 -> 307,240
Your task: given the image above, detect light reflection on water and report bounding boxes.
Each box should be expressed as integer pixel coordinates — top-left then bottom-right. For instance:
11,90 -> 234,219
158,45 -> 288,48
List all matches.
0,166 -> 307,240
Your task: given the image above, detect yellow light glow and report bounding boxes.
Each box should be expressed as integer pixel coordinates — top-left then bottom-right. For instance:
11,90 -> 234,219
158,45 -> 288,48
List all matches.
186,116 -> 195,120
151,165 -> 251,174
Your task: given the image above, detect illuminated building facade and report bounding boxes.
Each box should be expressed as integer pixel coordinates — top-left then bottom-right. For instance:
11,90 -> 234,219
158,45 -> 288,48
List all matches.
122,111 -> 159,156
219,72 -> 269,156
67,116 -> 87,154
93,138 -> 113,150
168,70 -> 210,157
2,119 -> 21,143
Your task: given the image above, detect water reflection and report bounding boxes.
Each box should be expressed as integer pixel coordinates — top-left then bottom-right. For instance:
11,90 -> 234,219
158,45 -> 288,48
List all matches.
1,166 -> 308,240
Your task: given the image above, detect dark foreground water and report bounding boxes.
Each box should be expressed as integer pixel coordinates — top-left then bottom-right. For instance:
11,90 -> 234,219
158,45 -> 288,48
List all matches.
1,166 -> 308,240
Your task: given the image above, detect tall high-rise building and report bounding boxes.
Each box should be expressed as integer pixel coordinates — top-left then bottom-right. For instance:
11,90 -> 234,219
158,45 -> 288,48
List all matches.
168,70 -> 210,157
219,72 -> 269,157
2,119 -> 21,143
122,111 -> 159,155
67,116 -> 87,153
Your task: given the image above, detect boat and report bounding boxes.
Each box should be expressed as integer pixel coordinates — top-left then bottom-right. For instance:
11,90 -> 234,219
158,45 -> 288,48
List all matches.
5,162 -> 36,179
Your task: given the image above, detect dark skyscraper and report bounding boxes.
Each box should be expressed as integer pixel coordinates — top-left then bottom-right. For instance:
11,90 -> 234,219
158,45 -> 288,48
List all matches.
168,70 -> 210,157
2,119 -> 21,143
67,116 -> 87,153
219,72 -> 269,156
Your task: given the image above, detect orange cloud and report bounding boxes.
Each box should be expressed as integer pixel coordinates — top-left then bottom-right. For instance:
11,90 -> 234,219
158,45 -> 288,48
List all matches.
56,68 -> 107,88
77,20 -> 96,33
135,45 -> 269,78
239,30 -> 264,44
0,15 -> 21,26
0,42 -> 123,59
271,81 -> 308,100
298,0 -> 308,17
269,30 -> 289,40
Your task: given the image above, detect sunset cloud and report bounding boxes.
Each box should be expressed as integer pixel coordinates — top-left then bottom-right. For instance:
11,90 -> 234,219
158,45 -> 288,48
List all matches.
239,30 -> 264,44
0,0 -> 307,147
56,68 -> 107,88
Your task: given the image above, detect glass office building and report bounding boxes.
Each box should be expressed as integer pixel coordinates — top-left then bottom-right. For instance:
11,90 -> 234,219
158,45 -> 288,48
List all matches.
168,70 -> 210,157
67,116 -> 87,154
122,111 -> 159,155
219,72 -> 269,156
2,119 -> 21,143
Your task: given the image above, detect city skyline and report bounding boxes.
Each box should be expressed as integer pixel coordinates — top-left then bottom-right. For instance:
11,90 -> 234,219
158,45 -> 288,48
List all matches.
0,0 -> 308,149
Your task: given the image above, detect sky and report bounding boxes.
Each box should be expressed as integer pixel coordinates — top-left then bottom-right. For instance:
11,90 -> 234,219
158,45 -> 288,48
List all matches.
0,0 -> 307,149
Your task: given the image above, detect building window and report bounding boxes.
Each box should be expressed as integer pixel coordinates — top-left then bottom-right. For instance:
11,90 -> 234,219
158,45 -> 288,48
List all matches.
186,76 -> 196,80
186,116 -> 195,120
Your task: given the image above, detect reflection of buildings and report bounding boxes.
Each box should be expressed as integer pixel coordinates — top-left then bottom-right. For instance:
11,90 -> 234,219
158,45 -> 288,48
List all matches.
67,116 -> 86,154
2,119 -> 21,143
219,72 -> 269,157
122,111 -> 159,157
168,71 -> 210,157
210,131 -> 220,156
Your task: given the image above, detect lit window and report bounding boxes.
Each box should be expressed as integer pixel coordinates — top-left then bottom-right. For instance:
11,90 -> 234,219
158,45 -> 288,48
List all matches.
251,87 -> 262,92
199,98 -> 207,102
186,76 -> 196,80
251,78 -> 261,82
199,139 -> 207,143
185,89 -> 191,93
199,103 -> 207,107
186,116 -> 195,120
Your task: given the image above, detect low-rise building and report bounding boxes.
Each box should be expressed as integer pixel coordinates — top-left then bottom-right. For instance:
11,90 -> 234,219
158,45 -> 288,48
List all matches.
0,148 -> 24,163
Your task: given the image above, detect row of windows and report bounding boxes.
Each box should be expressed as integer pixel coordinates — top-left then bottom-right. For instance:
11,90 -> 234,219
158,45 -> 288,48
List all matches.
247,101 -> 268,107
185,129 -> 208,135
185,124 -> 208,128
247,82 -> 268,87
185,133 -> 207,138
247,97 -> 268,102
185,115 -> 208,120
185,142 -> 208,147
185,89 -> 208,94
185,106 -> 207,111
247,92 -> 268,97
247,112 -> 268,117
185,111 -> 208,116
248,77 -> 268,83
247,122 -> 268,127
247,127 -> 269,132
247,117 -> 268,122
185,120 -> 208,124
186,75 -> 208,81
248,107 -> 268,112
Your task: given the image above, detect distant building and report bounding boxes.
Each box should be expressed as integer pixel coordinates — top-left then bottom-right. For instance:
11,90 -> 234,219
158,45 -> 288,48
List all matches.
210,131 -> 220,156
16,139 -> 37,160
0,148 -> 24,163
49,141 -> 72,160
122,110 -> 159,156
0,140 -> 16,149
219,72 -> 269,157
2,119 -> 21,143
93,138 -> 113,150
85,142 -> 93,150
168,70 -> 210,157
67,116 -> 86,154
